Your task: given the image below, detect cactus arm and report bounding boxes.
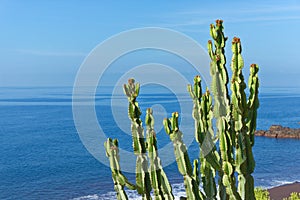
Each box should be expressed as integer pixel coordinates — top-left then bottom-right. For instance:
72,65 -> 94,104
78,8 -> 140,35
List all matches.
209,20 -> 240,200
164,112 -> 205,200
145,108 -> 174,200
136,156 -> 152,200
193,159 -> 200,186
187,78 -> 221,172
200,154 -> 218,200
218,117 -> 242,200
209,20 -> 230,118
200,91 -> 219,199
188,77 -> 219,199
230,38 -> 255,200
123,79 -> 152,200
104,138 -> 136,200
247,64 -> 260,146
200,91 -> 222,171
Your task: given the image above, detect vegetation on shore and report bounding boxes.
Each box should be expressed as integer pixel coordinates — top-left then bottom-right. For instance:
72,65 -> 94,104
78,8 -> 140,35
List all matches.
255,188 -> 300,200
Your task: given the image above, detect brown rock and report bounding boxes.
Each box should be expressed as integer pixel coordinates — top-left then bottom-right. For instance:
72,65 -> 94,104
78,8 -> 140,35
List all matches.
255,125 -> 300,139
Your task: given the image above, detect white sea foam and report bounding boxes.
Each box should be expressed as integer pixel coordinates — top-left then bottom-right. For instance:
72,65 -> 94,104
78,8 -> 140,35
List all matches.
73,194 -> 101,200
73,178 -> 300,200
269,180 -> 297,188
72,183 -> 187,200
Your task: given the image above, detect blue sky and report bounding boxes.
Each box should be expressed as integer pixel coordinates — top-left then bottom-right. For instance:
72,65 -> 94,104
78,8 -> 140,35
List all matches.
1,0 -> 300,87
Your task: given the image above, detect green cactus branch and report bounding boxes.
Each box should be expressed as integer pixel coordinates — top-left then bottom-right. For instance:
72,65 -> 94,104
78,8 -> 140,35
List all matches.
123,79 -> 152,200
230,37 -> 256,200
247,64 -> 260,146
209,20 -> 239,200
188,77 -> 219,199
208,20 -> 231,119
104,138 -> 136,200
163,112 -> 205,200
145,108 -> 174,200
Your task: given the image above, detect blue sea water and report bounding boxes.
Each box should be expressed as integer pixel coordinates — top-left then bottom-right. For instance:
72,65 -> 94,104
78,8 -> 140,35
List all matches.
0,86 -> 300,200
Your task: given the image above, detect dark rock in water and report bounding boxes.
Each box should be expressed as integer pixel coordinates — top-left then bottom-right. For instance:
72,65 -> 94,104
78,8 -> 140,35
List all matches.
255,125 -> 300,139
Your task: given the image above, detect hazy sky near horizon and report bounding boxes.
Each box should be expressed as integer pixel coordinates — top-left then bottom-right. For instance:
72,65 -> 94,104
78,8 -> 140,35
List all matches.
1,0 -> 300,87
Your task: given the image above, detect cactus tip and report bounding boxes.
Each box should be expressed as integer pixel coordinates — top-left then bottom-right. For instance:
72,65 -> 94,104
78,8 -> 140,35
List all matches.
216,19 -> 223,26
113,139 -> 118,146
194,75 -> 201,82
232,37 -> 240,44
173,112 -> 179,118
146,108 -> 152,114
128,78 -> 135,84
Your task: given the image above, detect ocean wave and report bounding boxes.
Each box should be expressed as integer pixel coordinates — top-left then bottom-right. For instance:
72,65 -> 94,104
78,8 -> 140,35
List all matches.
267,179 -> 299,188
72,183 -> 186,200
73,178 -> 300,200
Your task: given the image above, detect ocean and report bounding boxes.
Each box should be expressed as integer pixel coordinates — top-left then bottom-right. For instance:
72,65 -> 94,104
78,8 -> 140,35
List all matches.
1,86 -> 300,200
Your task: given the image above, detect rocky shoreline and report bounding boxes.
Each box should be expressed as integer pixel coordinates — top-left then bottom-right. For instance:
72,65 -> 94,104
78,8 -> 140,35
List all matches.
255,125 -> 300,139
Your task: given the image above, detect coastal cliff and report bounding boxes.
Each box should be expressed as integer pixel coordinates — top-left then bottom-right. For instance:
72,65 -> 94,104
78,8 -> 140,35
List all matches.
255,125 -> 300,139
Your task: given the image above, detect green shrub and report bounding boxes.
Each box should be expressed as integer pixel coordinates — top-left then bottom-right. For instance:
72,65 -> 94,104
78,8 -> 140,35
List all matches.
284,192 -> 300,200
254,188 -> 270,200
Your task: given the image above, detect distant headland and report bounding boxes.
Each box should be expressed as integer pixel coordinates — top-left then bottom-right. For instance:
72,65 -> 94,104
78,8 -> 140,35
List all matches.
255,125 -> 300,139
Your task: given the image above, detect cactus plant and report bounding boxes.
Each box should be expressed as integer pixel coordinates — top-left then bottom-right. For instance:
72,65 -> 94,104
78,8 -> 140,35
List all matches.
105,20 -> 260,200
187,20 -> 258,199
